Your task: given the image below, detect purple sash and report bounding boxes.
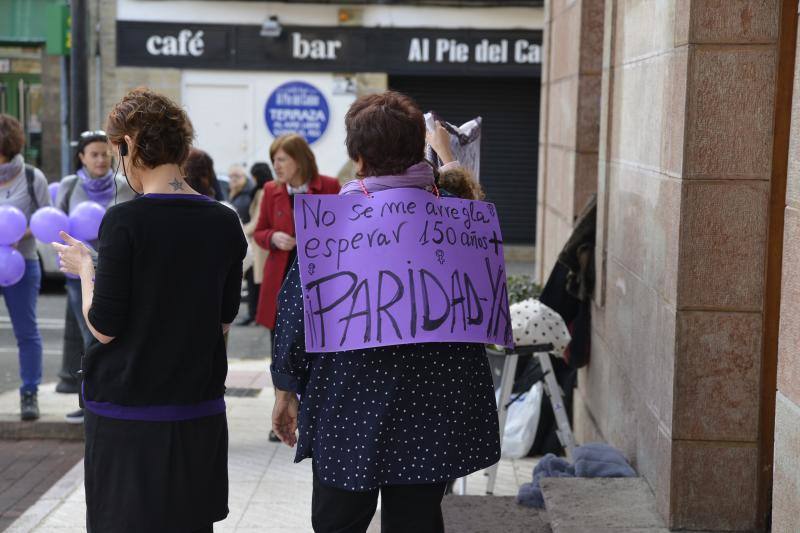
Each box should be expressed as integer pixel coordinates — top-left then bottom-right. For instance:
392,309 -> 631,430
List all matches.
82,382 -> 225,422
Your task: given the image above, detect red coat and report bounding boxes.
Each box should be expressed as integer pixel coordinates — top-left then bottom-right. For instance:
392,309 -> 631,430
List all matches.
254,174 -> 341,329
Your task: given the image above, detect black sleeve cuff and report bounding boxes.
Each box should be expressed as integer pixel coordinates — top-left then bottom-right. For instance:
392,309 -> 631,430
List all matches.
270,368 -> 300,393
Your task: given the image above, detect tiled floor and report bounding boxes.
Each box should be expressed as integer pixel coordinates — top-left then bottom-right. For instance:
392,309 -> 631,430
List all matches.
7,360 -> 539,532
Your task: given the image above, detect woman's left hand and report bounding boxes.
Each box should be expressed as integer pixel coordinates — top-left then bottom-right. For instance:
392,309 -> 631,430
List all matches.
272,390 -> 300,447
52,231 -> 94,279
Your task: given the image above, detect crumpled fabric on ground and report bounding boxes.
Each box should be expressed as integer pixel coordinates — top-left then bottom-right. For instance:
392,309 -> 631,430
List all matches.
516,442 -> 635,508
516,453 -> 574,508
572,442 -> 636,478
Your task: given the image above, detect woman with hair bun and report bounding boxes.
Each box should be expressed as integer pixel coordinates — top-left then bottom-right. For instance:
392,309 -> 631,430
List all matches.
54,88 -> 247,533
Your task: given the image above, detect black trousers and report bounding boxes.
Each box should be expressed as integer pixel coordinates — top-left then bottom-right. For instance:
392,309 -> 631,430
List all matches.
244,268 -> 260,320
311,472 -> 446,533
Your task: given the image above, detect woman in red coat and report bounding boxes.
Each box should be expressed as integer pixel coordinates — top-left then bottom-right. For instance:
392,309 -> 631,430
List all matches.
254,134 -> 340,332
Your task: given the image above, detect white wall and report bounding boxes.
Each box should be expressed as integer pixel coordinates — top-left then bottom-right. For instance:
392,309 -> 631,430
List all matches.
118,0 -> 544,30
182,70 -> 355,177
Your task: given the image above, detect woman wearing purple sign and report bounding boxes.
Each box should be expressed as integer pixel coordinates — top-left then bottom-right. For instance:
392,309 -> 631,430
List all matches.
54,88 -> 247,533
271,91 -> 500,533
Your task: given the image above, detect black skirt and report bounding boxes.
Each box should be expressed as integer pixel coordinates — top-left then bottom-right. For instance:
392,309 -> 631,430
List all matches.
84,410 -> 229,533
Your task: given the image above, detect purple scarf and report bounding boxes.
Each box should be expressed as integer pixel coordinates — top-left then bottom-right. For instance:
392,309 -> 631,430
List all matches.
0,154 -> 24,185
339,162 -> 435,196
78,168 -> 115,206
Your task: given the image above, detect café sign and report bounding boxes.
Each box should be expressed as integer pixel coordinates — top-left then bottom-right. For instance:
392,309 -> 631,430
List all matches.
117,21 -> 542,77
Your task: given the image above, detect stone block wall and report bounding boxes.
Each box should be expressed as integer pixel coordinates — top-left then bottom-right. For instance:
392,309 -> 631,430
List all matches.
40,53 -> 64,180
91,0 -> 181,130
535,0 -> 604,283
545,0 -> 781,530
772,5 -> 800,531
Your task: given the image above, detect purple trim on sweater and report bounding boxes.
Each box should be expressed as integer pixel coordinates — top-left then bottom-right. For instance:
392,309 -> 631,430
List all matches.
82,383 -> 225,421
141,193 -> 214,201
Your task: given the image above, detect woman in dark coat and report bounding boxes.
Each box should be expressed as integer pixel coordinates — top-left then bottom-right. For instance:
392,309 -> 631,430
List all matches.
270,91 -> 500,533
55,88 -> 247,533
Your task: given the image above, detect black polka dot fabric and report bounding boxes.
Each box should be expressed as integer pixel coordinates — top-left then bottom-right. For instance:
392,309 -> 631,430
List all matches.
510,298 -> 570,355
270,261 -> 502,491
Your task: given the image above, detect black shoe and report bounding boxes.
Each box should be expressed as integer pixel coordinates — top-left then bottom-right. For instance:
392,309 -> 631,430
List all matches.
55,380 -> 79,394
236,316 -> 254,326
268,430 -> 280,442
20,391 -> 39,421
65,408 -> 84,424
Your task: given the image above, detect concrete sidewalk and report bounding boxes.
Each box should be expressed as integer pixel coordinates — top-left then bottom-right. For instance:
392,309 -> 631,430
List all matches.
5,359 -> 547,532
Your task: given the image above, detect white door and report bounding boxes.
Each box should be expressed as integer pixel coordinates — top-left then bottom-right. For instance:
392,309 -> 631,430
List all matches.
182,83 -> 252,174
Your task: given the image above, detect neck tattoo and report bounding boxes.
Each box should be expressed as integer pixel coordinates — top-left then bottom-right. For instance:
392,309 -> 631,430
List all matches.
168,178 -> 184,191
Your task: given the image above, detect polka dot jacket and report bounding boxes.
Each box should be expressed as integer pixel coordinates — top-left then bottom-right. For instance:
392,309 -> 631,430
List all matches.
270,260 -> 502,491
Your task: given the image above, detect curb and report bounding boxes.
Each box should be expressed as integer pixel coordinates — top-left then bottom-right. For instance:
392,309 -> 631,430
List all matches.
0,418 -> 84,441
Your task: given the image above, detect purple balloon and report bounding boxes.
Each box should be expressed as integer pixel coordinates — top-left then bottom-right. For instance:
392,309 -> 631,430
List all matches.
30,207 -> 70,244
0,246 -> 25,287
69,201 -> 106,241
48,182 -> 60,206
0,205 -> 27,246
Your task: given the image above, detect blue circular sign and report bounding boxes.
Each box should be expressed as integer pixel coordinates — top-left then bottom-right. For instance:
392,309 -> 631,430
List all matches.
265,81 -> 329,144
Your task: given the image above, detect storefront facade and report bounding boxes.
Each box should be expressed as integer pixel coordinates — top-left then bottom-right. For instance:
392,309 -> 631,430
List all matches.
0,0 -> 70,180
99,0 -> 544,245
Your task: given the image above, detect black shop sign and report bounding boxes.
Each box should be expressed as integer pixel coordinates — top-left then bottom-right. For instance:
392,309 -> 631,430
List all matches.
116,20 -> 542,77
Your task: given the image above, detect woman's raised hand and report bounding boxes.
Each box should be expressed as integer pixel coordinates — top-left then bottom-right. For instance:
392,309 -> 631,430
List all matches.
426,121 -> 455,165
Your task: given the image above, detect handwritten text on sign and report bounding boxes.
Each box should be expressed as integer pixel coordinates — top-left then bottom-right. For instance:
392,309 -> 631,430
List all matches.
294,189 -> 512,353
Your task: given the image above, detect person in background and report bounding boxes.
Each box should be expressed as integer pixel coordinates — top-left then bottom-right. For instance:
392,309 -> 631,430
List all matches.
270,92 -> 500,533
227,164 -> 252,223
184,148 -> 220,199
55,88 -> 246,533
252,134 -> 339,335
55,131 -> 137,424
237,162 -> 272,326
0,114 -> 50,421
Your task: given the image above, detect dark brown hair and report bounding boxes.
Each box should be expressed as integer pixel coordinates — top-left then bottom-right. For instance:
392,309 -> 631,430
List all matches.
0,114 -> 25,160
269,134 -> 318,183
183,148 -> 217,198
345,91 -> 425,177
105,87 -> 194,169
439,166 -> 485,200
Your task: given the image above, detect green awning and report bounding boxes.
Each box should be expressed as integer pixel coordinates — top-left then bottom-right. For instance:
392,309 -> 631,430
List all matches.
0,0 -> 68,49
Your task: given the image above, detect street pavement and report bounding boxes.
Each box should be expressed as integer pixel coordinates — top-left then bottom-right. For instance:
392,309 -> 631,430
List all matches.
0,259 -> 545,532
3,359 -> 547,532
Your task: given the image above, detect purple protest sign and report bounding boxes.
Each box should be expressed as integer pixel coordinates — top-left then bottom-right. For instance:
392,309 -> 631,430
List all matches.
294,188 -> 512,353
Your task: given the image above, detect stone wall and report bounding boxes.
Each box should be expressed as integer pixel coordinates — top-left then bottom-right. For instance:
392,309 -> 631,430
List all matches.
772,4 -> 800,531
39,53 -> 64,181
549,1 -> 781,530
91,0 -> 181,129
535,0 -> 604,283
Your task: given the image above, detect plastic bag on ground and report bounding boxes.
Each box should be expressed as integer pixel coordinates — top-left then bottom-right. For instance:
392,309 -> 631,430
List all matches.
499,381 -> 543,459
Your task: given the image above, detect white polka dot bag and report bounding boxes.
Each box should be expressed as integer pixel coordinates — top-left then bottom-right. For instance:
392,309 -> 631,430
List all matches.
510,298 -> 570,358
